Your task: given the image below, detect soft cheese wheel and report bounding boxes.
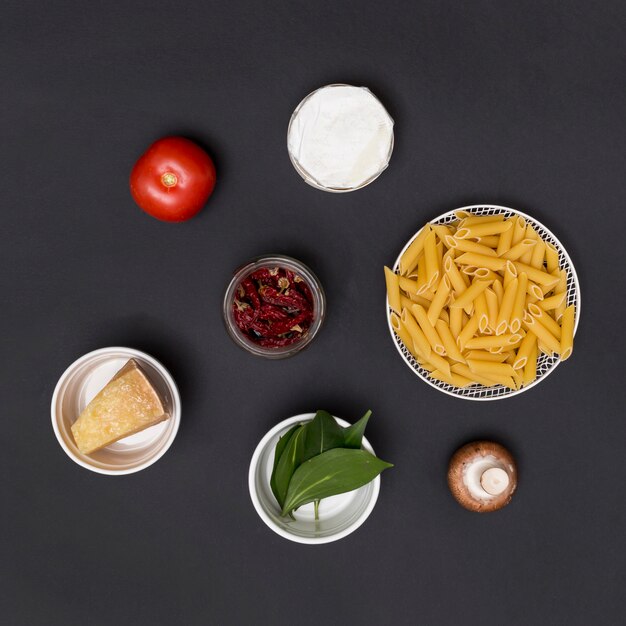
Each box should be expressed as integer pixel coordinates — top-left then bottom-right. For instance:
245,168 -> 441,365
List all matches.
71,359 -> 169,454
287,84 -> 394,191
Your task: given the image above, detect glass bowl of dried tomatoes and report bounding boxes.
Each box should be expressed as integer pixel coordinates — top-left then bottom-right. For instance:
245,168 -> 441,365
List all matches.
223,255 -> 326,358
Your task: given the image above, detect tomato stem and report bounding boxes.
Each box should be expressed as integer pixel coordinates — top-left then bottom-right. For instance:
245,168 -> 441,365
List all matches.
161,172 -> 178,188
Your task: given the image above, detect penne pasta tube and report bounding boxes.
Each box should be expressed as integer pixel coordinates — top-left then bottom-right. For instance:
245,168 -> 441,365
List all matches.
399,224 -> 431,275
496,222 -> 514,256
513,262 -> 561,286
522,312 -> 561,354
431,224 -> 453,241
459,214 -> 505,227
430,369 -> 473,387
560,305 -> 575,360
446,237 -> 497,256
410,304 -> 445,356
424,351 -> 452,377
401,308 -> 432,359
450,279 -> 492,310
484,287 -> 499,332
528,303 -> 562,340
423,230 -> 439,288
530,237 -> 546,269
461,265 -> 479,276
449,306 -> 463,340
496,277 -> 518,335
455,252 -> 507,272
501,238 -> 536,261
390,313 -> 414,350
510,273 -> 528,334
457,315 -> 480,350
408,292 -> 433,307
415,253 -> 428,294
474,268 -> 500,282
493,279 -> 503,305
399,275 -> 419,294
451,363 -> 501,387
553,269 -> 568,321
545,242 -> 560,274
474,292 -> 489,333
503,260 -> 518,289
513,332 -> 536,370
539,292 -> 566,312
522,341 -> 538,385
435,319 -> 466,362
467,359 -> 516,377
465,350 -> 510,362
464,333 -> 522,350
527,280 -> 544,300
385,267 -> 401,313
444,254 -> 469,293
456,220 -> 513,239
475,235 -> 500,247
427,275 -> 451,326
511,216 -> 527,245
417,358 -> 436,372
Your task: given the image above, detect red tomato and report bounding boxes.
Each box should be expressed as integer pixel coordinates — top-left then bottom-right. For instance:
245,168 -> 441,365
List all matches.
130,136 -> 216,222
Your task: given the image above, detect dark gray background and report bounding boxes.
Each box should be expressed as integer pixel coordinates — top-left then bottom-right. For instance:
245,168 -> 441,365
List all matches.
2,1 -> 625,624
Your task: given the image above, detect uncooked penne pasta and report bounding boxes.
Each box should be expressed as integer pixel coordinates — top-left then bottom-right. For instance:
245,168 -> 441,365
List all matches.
386,212 -> 575,391
501,238 -> 536,261
456,220 -> 513,239
510,273 -> 528,334
399,224 -> 431,276
457,315 -> 480,350
522,313 -> 560,355
513,332 -> 536,370
384,267 -> 401,313
455,252 -> 507,272
545,242 -> 560,274
496,222 -> 514,256
465,350 -> 510,362
464,333 -> 521,350
427,275 -> 451,326
467,359 -> 516,378
530,237 -> 546,269
423,230 -> 439,288
444,254 -> 469,293
401,308 -> 432,359
435,319 -> 466,362
560,305 -> 575,360
446,237 -> 497,256
496,277 -> 518,335
450,279 -> 492,311
539,293 -> 565,314
411,304 -> 445,356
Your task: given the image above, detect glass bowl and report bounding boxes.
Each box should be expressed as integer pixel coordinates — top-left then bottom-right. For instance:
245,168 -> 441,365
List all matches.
223,255 -> 325,359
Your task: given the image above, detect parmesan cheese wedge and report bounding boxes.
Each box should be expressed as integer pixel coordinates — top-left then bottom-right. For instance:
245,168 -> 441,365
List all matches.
71,359 -> 169,455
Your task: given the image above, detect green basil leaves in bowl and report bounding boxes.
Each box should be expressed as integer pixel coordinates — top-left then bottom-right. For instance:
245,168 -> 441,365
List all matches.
249,411 -> 392,544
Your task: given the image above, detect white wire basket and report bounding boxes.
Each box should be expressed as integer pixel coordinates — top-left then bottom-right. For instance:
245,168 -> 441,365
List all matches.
386,205 -> 581,400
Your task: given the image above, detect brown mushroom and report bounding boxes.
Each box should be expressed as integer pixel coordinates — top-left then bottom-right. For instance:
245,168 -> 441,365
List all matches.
447,441 -> 517,512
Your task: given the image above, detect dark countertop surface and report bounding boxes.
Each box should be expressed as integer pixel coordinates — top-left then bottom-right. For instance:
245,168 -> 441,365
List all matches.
2,1 -> 625,624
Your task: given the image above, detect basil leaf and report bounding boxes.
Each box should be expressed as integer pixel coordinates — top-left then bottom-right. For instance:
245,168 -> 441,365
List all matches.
342,410 -> 372,449
271,425 -> 306,509
302,410 -> 345,462
270,424 -> 300,503
281,448 -> 393,517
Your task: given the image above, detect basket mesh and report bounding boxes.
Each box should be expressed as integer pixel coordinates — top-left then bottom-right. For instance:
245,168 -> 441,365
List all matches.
389,206 -> 580,400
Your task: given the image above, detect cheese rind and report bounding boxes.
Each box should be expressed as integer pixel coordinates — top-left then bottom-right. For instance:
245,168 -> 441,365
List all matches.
71,359 -> 168,454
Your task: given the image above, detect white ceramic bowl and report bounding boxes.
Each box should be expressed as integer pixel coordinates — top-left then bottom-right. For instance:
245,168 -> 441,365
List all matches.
51,347 -> 181,474
387,204 -> 581,400
249,414 -> 382,544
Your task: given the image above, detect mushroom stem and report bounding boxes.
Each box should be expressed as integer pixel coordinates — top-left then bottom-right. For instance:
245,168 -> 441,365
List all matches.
480,467 -> 509,496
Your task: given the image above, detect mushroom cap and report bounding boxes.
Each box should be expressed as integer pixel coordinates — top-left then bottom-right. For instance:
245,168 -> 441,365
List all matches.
447,441 -> 517,513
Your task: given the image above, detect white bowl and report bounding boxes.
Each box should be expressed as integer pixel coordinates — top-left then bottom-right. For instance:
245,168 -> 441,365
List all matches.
51,347 -> 181,474
249,414 -> 382,544
387,204 -> 581,400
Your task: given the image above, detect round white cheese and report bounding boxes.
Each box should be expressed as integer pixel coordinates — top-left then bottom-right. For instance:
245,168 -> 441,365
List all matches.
287,84 -> 394,192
